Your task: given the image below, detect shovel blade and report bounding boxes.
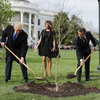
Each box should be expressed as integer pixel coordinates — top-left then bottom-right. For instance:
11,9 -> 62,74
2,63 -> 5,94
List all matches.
67,74 -> 77,79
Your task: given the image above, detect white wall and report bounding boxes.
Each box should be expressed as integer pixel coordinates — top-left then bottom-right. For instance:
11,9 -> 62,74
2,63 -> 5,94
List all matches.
10,0 -> 56,47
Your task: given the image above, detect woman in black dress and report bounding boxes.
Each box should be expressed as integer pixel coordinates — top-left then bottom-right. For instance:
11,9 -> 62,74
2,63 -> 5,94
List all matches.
34,20 -> 55,77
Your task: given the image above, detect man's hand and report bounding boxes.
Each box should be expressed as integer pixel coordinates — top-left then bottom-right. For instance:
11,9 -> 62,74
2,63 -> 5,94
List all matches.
80,59 -> 84,66
1,42 -> 5,47
80,61 -> 84,66
20,57 -> 24,64
93,46 -> 98,51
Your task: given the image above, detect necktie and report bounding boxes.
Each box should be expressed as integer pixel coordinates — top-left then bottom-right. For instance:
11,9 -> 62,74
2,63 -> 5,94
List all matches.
13,33 -> 17,41
82,37 -> 87,43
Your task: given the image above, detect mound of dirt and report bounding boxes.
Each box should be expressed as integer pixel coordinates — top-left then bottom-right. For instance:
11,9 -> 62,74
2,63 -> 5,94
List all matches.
13,81 -> 100,97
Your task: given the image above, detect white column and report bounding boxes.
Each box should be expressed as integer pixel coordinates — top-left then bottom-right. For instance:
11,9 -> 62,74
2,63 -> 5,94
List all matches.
34,14 -> 38,48
21,12 -> 23,24
29,13 -> 32,46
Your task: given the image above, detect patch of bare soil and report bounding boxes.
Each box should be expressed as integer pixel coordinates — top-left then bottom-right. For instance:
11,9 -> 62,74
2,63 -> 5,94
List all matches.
13,81 -> 100,97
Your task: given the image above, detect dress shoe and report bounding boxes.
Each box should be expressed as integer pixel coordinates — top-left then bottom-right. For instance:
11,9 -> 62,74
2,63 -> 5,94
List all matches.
25,79 -> 29,83
86,79 -> 92,82
77,81 -> 81,84
4,79 -> 8,83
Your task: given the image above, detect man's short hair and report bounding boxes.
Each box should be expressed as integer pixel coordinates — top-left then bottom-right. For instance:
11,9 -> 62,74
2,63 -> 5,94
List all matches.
14,22 -> 22,30
78,28 -> 86,33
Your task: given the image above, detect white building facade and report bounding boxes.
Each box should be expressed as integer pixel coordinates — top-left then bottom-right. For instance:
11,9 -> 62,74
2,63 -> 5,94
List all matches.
10,0 -> 56,47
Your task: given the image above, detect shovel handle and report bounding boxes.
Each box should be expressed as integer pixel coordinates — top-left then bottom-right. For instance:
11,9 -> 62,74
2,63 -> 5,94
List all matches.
75,50 -> 95,75
4,45 -> 36,77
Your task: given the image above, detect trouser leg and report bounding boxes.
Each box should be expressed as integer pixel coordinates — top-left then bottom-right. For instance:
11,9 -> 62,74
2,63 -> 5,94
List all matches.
5,55 -> 13,80
77,59 -> 82,82
84,51 -> 91,80
20,62 -> 28,80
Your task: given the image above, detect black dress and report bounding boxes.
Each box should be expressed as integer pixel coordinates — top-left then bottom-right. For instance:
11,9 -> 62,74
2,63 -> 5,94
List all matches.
38,29 -> 55,58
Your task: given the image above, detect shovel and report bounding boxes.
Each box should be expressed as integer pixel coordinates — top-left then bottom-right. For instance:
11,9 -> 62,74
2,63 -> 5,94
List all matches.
67,50 -> 95,79
4,45 -> 49,82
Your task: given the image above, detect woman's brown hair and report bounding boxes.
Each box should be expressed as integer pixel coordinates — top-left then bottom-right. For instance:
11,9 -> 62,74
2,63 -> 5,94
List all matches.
45,20 -> 54,31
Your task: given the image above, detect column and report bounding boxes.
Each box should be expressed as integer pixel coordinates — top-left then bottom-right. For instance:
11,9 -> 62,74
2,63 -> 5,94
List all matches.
34,14 -> 38,48
29,13 -> 32,46
21,12 -> 24,24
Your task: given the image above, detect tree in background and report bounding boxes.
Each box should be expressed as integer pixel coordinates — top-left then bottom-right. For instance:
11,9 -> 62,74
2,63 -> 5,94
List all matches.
53,12 -> 70,43
0,0 -> 15,59
85,21 -> 98,34
0,0 -> 15,36
53,12 -> 84,45
84,21 -> 99,46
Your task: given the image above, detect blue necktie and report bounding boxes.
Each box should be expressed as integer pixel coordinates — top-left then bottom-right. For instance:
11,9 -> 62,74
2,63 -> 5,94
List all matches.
13,33 -> 17,40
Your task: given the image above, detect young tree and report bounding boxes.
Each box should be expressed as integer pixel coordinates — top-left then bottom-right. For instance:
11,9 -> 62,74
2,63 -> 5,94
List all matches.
53,0 -> 84,91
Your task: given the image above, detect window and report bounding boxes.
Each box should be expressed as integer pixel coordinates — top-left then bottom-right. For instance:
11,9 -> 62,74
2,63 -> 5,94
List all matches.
31,15 -> 34,24
38,31 -> 40,39
38,19 -> 40,25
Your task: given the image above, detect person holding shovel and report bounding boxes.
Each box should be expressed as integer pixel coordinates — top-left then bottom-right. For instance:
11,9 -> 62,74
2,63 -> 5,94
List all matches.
75,28 -> 97,84
34,20 -> 56,77
1,22 -> 29,83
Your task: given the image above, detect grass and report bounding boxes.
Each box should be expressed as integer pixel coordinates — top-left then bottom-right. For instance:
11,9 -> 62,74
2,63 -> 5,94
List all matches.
0,48 -> 100,100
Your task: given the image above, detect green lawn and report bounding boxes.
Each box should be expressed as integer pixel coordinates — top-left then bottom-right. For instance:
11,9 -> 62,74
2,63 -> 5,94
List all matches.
0,48 -> 100,100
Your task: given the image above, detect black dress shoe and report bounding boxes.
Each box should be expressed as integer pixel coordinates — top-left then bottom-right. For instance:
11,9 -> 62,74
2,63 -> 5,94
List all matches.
86,79 -> 92,82
4,79 -> 8,83
25,79 -> 29,83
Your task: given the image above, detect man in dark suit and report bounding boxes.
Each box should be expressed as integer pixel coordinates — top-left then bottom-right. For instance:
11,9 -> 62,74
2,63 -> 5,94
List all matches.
75,28 -> 97,84
1,22 -> 29,83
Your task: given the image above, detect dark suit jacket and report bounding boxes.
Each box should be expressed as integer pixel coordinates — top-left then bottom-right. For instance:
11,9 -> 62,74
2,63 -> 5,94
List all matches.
75,31 -> 97,60
1,25 -> 28,60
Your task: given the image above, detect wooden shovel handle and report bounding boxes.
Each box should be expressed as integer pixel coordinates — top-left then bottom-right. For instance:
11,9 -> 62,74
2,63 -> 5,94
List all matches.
4,45 -> 36,78
75,50 -> 95,75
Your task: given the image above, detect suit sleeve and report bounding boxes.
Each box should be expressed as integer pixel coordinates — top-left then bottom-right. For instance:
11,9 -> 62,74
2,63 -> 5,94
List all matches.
21,34 -> 28,58
1,26 -> 8,42
89,32 -> 97,47
75,37 -> 83,60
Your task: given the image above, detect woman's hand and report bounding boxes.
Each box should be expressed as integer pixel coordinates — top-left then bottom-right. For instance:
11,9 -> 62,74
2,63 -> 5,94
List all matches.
51,48 -> 55,52
34,47 -> 38,52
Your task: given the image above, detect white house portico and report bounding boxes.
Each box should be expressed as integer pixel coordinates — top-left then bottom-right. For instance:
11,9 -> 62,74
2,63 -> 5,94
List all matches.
10,0 -> 56,48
